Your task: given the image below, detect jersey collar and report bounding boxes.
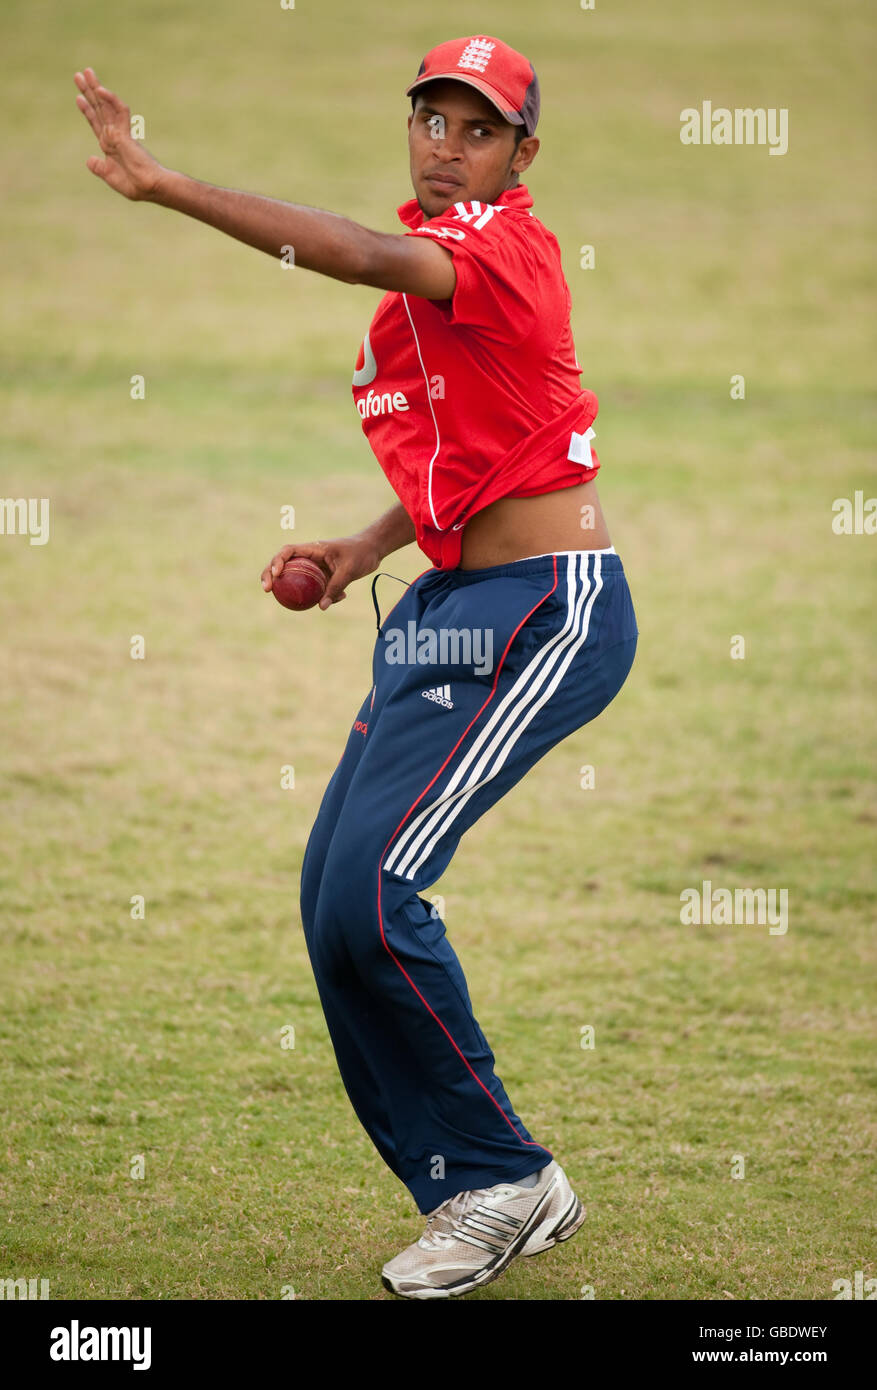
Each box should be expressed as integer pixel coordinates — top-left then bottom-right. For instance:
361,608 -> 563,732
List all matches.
396,182 -> 533,228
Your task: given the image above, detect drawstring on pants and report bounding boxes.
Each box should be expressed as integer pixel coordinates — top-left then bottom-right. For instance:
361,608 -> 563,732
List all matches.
370,572 -> 410,636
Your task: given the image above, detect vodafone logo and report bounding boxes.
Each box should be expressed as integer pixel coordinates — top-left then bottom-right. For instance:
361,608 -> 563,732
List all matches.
352,330 -> 410,418
352,331 -> 377,387
356,388 -> 410,420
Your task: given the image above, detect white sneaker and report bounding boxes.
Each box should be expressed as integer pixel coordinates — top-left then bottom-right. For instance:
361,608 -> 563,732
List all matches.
381,1160 -> 585,1300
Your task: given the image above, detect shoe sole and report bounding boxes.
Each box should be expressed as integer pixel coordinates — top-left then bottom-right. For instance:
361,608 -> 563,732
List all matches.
381,1181 -> 586,1300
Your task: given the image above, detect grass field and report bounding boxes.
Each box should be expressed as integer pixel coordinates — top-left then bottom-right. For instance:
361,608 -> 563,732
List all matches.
1,0 -> 874,1300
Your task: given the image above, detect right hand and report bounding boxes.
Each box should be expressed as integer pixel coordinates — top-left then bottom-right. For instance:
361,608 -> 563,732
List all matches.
261,535 -> 382,611
74,67 -> 164,201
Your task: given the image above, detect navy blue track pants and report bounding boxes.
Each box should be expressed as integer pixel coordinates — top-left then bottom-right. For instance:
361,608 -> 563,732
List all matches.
299,550 -> 638,1213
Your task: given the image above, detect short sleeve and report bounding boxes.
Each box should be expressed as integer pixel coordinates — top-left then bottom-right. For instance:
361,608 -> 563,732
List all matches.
405,206 -> 538,346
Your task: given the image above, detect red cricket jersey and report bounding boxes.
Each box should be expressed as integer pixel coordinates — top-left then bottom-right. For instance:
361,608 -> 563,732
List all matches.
351,182 -> 600,569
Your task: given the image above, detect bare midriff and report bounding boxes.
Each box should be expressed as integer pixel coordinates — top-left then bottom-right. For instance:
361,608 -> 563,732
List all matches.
458,478 -> 611,569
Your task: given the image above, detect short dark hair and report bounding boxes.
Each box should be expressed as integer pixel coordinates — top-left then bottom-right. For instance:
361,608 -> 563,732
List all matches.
410,93 -> 527,148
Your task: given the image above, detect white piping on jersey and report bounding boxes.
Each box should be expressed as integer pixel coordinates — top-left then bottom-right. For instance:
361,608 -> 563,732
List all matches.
383,553 -> 604,880
400,201 -> 509,534
401,293 -> 443,531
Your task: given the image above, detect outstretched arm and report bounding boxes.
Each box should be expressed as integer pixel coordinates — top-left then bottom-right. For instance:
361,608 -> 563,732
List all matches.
74,68 -> 456,298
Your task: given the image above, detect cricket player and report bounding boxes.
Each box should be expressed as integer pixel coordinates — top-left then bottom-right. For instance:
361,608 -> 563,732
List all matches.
75,34 -> 638,1300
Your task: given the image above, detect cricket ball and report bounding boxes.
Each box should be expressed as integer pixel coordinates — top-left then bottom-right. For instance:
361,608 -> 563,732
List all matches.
272,557 -> 329,612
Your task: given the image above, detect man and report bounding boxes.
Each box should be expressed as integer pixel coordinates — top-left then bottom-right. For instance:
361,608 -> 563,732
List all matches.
75,34 -> 638,1300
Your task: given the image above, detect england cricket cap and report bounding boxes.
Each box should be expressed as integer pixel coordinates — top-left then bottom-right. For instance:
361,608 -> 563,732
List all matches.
406,35 -> 540,136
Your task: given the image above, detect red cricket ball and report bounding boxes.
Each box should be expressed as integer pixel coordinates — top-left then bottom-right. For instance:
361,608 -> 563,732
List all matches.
272,557 -> 329,612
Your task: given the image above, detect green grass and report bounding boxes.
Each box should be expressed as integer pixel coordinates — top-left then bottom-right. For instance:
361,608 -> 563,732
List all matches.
0,0 -> 874,1299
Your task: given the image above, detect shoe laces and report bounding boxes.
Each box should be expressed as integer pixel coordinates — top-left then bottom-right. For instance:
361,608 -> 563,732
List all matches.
419,1185 -> 501,1249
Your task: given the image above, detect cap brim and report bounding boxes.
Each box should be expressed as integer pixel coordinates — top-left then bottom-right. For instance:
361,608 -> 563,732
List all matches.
405,72 -> 524,126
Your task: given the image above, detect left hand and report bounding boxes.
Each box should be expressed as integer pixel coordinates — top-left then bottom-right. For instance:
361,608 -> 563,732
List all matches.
74,67 -> 164,201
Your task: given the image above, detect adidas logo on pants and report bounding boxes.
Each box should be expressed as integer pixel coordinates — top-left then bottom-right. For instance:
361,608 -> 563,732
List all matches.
422,684 -> 454,708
